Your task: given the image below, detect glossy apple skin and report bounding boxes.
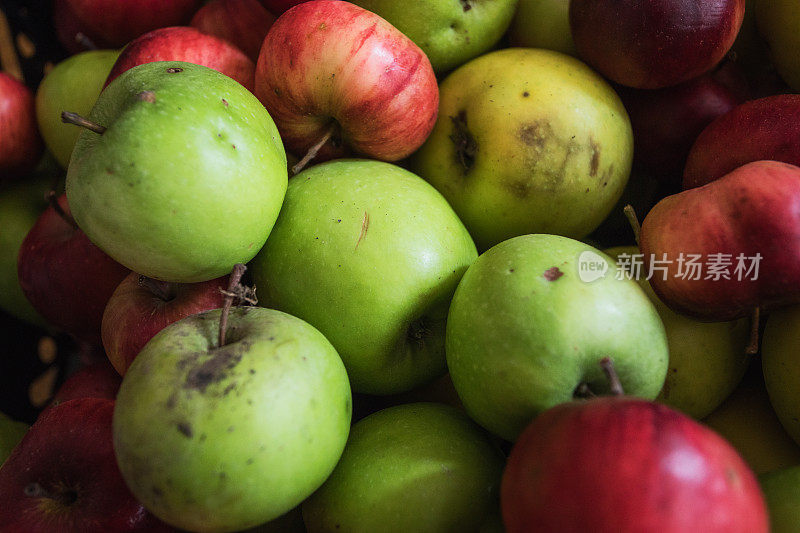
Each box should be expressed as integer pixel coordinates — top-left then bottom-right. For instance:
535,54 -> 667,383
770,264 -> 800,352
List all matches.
502,397 -> 769,533
102,272 -> 228,375
254,0 -> 438,162
17,194 -> 130,344
50,359 -> 122,406
105,27 -> 256,90
54,0 -> 201,53
190,0 -> 275,62
570,0 -> 745,89
0,398 -> 173,532
0,73 -> 43,182
683,95 -> 800,188
641,161 -> 800,321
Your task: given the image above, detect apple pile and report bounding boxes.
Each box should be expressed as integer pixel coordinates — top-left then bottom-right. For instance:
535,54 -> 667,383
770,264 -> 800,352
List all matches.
3,0 -> 800,531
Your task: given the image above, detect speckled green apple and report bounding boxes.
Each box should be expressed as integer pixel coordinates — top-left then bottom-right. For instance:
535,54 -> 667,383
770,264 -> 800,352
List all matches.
351,0 -> 519,73
411,48 -> 632,250
35,49 -> 119,168
446,235 -> 668,441
302,403 -> 505,532
66,61 -> 287,283
113,307 -> 351,533
250,159 -> 477,395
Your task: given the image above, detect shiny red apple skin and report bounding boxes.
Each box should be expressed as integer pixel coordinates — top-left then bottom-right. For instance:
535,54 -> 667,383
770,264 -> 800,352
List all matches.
502,397 -> 768,533
0,398 -> 174,533
17,194 -> 130,345
101,272 -> 228,375
0,73 -> 43,182
640,160 -> 800,321
570,0 -> 745,89
254,0 -> 438,162
53,0 -> 202,53
105,26 -> 255,90
190,0 -> 276,62
683,94 -> 800,188
51,359 -> 121,406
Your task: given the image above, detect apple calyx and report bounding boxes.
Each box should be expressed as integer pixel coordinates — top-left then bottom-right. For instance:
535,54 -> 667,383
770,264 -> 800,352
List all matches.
623,204 -> 641,246
292,124 -> 338,175
61,111 -> 106,135
449,111 -> 477,172
24,481 -> 78,508
217,263 -> 257,347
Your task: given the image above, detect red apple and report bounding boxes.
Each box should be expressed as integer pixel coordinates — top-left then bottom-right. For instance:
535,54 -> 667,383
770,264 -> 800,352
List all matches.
640,160 -> 800,321
104,26 -> 255,91
53,0 -> 202,53
191,0 -> 276,62
683,94 -> 800,188
570,0 -> 745,89
254,0 -> 438,166
51,359 -> 121,406
0,73 -> 43,182
17,194 -> 130,345
0,398 -> 173,532
502,397 -> 768,532
101,272 -> 228,375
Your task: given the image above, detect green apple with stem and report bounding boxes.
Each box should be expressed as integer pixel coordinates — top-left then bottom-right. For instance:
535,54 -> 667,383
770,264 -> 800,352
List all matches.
508,0 -> 577,56
350,0 -> 518,73
606,246 -> 751,419
0,411 -> 28,466
65,61 -> 287,283
302,402 -> 505,533
446,234 -> 668,441
113,267 -> 352,532
35,49 -> 120,168
759,465 -> 800,533
761,305 -> 800,446
250,159 -> 477,395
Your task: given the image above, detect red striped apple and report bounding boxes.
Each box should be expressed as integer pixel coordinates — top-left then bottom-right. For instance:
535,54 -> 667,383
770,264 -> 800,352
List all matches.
190,0 -> 276,62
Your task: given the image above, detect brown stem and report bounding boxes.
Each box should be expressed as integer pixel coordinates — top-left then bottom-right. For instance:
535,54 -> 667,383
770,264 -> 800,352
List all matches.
218,264 -> 247,348
600,357 -> 625,396
0,7 -> 23,81
623,204 -> 641,247
46,190 -> 78,230
745,307 -> 761,355
74,32 -> 97,51
61,111 -> 106,135
291,125 -> 335,175
137,275 -> 173,302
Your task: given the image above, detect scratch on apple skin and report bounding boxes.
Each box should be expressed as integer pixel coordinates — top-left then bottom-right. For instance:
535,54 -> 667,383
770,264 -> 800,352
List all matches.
355,211 -> 370,249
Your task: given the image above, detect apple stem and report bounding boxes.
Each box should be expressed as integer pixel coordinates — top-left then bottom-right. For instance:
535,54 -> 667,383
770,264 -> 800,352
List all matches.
61,111 -> 107,135
0,7 -> 23,82
291,125 -> 335,175
218,263 -> 247,348
46,190 -> 78,230
600,357 -> 625,396
74,32 -> 98,51
745,307 -> 761,355
623,204 -> 641,246
137,275 -> 173,302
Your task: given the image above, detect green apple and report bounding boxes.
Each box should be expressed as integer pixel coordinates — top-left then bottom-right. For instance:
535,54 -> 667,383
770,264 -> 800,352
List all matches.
410,48 -> 633,251
508,0 -> 577,56
704,364 -> 800,475
35,49 -> 119,168
250,159 -> 477,395
759,465 -> 800,533
0,411 -> 28,466
350,0 -> 518,73
302,402 -> 505,532
756,0 -> 800,91
606,246 -> 751,419
113,306 -> 352,532
446,234 -> 668,441
761,306 -> 800,446
66,61 -> 287,283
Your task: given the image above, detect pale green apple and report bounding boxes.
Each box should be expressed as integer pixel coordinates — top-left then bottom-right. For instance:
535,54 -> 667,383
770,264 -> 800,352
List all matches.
250,159 -> 477,395
756,0 -> 800,90
302,402 -> 505,533
113,306 -> 351,532
66,61 -> 287,283
410,48 -> 633,251
606,246 -> 751,419
704,365 -> 800,475
351,0 -> 518,73
446,234 -> 668,441
759,465 -> 800,533
35,49 -> 119,168
508,0 -> 577,56
0,411 -> 28,466
761,306 -> 800,447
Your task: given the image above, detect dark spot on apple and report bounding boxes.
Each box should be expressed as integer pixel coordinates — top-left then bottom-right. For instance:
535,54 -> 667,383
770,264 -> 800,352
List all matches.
223,383 -> 236,396
590,140 -> 600,177
232,144 -> 236,149
407,316 -> 432,350
166,67 -> 183,73
449,110 -> 477,172
505,179 -> 531,199
543,267 -> 563,281
177,422 -> 193,438
247,458 -> 254,465
219,472 -> 227,480
228,426 -> 235,433
518,121 -> 551,149
137,90 -> 156,103
166,393 -> 177,409
523,91 -> 530,97
508,268 -> 515,273
459,0 -> 472,12
318,22 -> 326,30
183,345 -> 244,393
200,434 -> 207,442
249,369 -> 256,374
